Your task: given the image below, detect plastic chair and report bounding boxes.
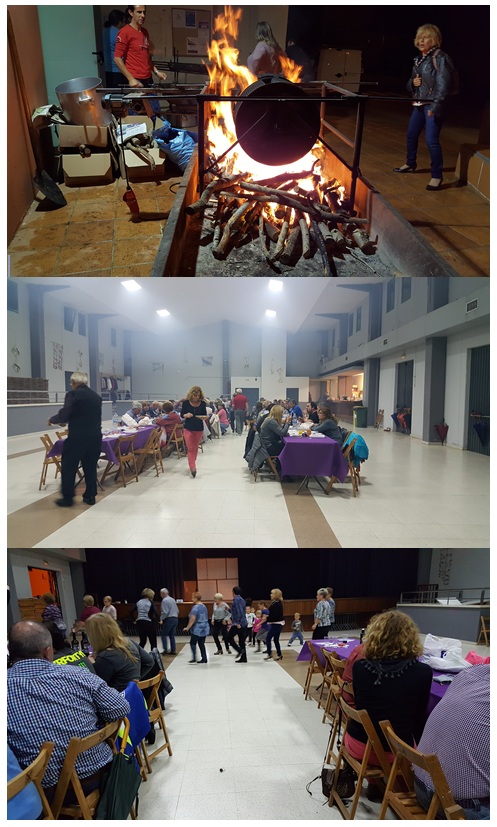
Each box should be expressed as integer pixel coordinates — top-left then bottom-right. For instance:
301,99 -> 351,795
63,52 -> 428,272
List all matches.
136,671 -> 173,765
7,741 -> 55,820
50,719 -> 125,820
379,720 -> 466,820
328,697 -> 393,819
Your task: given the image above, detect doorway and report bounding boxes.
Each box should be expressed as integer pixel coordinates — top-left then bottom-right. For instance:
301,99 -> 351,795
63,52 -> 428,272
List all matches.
395,360 -> 413,435
466,345 -> 490,456
28,567 -> 60,602
240,388 -> 259,412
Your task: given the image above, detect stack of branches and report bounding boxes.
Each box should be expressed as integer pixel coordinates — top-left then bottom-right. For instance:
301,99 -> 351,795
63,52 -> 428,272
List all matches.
186,169 -> 374,276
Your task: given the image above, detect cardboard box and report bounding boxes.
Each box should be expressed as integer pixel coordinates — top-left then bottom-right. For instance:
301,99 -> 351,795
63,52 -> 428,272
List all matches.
121,115 -> 155,132
124,148 -> 165,180
62,153 -> 114,186
58,124 -> 109,149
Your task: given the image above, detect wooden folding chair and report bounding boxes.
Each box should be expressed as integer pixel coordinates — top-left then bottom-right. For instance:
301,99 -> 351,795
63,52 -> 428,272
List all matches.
321,650 -> 346,723
477,616 -> 490,646
164,423 -> 186,459
100,433 -> 139,488
135,428 -> 164,476
39,434 -> 62,490
55,430 -> 68,439
254,455 -> 281,482
374,410 -> 384,430
326,438 -> 359,496
379,720 -> 466,820
303,641 -> 327,701
329,698 -> 393,820
50,719 -> 124,820
7,741 -> 55,820
136,671 -> 173,766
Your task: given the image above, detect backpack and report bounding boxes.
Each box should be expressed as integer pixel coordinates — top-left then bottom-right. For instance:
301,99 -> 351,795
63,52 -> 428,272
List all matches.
432,49 -> 459,95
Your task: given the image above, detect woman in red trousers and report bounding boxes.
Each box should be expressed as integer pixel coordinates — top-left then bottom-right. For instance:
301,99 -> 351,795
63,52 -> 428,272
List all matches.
181,386 -> 208,478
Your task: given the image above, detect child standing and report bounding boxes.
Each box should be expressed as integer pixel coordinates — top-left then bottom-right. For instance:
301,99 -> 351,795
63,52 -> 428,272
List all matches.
288,612 -> 304,646
245,605 -> 256,645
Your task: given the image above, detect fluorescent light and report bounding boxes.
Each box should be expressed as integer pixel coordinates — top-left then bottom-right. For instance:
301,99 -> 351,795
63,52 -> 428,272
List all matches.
266,309 -> 276,318
156,308 -> 170,317
268,279 -> 283,292
121,280 -> 142,292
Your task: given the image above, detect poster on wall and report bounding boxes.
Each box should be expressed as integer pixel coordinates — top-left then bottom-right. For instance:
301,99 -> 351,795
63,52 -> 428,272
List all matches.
198,20 -> 210,46
187,37 -> 199,55
52,342 -> 63,371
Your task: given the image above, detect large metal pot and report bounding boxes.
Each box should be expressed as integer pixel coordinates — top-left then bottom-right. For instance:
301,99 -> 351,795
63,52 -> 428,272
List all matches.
55,76 -> 112,127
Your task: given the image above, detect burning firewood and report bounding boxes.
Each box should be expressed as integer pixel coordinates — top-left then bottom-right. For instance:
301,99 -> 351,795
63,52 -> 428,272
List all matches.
295,210 -> 311,259
186,173 -> 245,215
212,200 -> 252,259
272,207 -> 291,261
280,225 -> 302,266
310,220 -> 338,278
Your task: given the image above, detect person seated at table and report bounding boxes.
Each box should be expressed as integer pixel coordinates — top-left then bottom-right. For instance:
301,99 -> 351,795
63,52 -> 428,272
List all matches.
216,402 -> 230,434
43,620 -> 95,672
144,400 -> 162,418
413,664 -> 489,820
85,612 -> 158,692
288,399 -> 303,419
259,405 -> 290,471
311,406 -> 346,444
7,621 -> 130,798
122,401 -> 144,427
342,642 -> 365,706
346,610 -> 432,801
156,402 -> 183,447
304,401 -> 320,424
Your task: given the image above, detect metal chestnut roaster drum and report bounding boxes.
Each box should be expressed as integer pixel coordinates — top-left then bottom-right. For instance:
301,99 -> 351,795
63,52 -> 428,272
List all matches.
233,74 -> 321,166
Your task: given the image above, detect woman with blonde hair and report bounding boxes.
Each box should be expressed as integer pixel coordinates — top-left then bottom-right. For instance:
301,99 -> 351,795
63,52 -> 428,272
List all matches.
181,386 -> 208,477
264,588 -> 284,661
345,610 -> 432,801
247,21 -> 286,76
85,613 -> 156,691
134,587 -> 159,650
259,404 -> 290,458
394,24 -> 455,190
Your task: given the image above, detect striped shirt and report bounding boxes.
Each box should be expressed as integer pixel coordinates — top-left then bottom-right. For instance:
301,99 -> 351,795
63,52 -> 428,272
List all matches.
314,599 -> 333,626
8,659 -> 130,787
414,664 -> 490,800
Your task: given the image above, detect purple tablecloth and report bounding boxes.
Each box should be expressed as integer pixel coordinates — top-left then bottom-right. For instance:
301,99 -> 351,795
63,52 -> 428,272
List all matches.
298,639 -> 450,712
279,436 -> 348,481
297,637 -> 361,665
48,426 -> 156,466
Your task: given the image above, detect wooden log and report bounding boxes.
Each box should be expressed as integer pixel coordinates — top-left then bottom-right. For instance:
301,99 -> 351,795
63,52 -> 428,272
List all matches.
212,200 -> 252,259
280,225 -> 302,266
218,189 -> 367,224
258,214 -> 273,263
296,210 -> 311,259
186,173 -> 245,215
310,220 -> 337,277
272,207 -> 291,261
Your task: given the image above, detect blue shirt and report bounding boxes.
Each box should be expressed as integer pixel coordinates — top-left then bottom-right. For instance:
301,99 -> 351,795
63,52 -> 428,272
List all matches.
7,745 -> 42,820
189,603 -> 210,636
103,25 -> 121,72
290,405 -> 303,418
230,595 -> 248,627
161,595 -> 179,620
8,659 -> 130,788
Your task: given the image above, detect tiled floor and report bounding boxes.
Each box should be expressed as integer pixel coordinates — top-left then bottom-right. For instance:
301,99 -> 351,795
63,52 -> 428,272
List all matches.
7,104 -> 489,277
7,177 -> 180,277
7,422 -> 489,549
134,629 -> 488,820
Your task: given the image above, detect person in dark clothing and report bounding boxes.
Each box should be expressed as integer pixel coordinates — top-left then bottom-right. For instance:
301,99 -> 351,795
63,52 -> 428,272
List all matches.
43,621 -> 95,673
311,406 -> 346,444
48,371 -> 102,508
229,586 -> 248,663
85,612 -> 157,691
305,401 -> 320,424
286,39 -> 315,81
264,589 -> 285,661
346,610 -> 432,801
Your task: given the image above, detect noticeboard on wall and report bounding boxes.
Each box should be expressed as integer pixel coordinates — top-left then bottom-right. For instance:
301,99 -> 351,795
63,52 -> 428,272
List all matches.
172,8 -> 212,57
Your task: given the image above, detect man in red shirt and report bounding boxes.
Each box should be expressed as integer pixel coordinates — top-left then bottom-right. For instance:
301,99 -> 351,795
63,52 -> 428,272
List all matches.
232,388 -> 249,435
114,6 -> 166,87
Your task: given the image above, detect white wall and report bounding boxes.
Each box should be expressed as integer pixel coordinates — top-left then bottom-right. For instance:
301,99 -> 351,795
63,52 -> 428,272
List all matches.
7,281 -> 31,379
429,550 -> 489,590
43,297 -> 90,393
228,322 -> 261,377
287,331 -> 322,378
261,326 -> 287,401
99,318 -> 125,378
377,344 -> 425,439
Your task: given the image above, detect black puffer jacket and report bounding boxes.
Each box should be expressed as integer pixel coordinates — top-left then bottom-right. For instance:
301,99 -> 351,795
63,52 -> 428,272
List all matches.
406,48 -> 453,117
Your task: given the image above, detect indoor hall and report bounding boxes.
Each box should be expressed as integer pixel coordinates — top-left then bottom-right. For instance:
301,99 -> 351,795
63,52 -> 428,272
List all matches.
8,6 -> 489,277
7,277 -> 490,550
7,548 -> 490,820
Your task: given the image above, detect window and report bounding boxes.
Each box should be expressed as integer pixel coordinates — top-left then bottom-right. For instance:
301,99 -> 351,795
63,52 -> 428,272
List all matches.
7,280 -> 18,313
78,313 -> 86,336
111,328 -> 117,347
401,277 -> 412,303
64,306 -> 76,332
356,305 -> 362,332
386,279 -> 396,313
348,314 -> 354,335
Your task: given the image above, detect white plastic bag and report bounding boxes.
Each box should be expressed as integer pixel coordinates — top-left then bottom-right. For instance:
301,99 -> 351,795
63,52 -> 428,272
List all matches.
422,633 -> 470,672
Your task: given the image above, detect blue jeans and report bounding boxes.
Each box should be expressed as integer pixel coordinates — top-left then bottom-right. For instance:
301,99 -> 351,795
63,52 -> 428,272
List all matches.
406,105 -> 443,178
266,625 -> 282,657
190,634 -> 207,662
161,617 -> 178,654
289,631 -> 304,645
414,776 -> 490,820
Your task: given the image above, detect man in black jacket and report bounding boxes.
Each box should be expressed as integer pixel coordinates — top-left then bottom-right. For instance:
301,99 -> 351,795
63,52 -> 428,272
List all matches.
48,371 -> 102,507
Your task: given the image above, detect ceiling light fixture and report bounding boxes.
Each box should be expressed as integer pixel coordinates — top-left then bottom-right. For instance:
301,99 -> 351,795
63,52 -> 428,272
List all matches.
266,309 -> 276,318
268,279 -> 283,292
156,308 -> 170,317
121,280 -> 142,292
